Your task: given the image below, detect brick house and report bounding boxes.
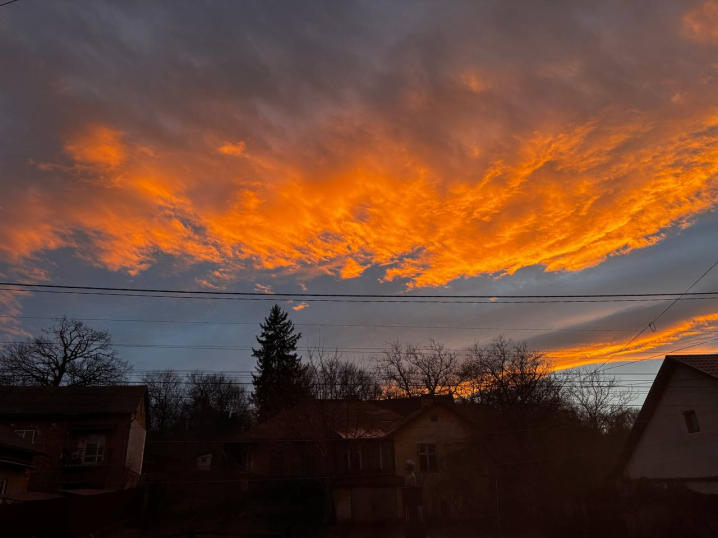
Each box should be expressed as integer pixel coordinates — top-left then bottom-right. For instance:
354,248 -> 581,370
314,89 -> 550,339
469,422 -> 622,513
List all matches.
227,395 -> 500,523
0,424 -> 46,501
0,386 -> 148,494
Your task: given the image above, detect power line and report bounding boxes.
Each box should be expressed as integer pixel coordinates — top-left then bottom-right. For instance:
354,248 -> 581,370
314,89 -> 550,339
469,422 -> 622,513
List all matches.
5,286 -> 718,304
602,333 -> 718,371
4,281 -> 718,299
0,0 -> 20,7
0,315 -> 642,333
597,258 -> 718,371
1,339 -> 714,355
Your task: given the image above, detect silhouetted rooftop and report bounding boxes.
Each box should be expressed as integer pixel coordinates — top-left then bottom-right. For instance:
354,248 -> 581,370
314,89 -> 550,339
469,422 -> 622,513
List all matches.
0,385 -> 147,416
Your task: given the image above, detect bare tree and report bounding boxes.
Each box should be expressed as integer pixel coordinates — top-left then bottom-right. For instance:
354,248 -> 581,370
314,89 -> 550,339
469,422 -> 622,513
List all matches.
0,316 -> 131,386
463,335 -> 567,420
306,346 -> 381,400
141,369 -> 186,435
565,365 -> 637,432
186,371 -> 252,433
376,339 -> 465,398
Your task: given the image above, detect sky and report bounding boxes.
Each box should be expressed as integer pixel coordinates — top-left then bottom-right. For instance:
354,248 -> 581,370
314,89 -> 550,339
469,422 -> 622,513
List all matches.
2,0 -> 718,388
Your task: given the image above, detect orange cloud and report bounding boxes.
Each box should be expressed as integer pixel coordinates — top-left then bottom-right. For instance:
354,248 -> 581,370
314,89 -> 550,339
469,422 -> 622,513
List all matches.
292,302 -> 309,311
64,124 -> 126,168
218,141 -> 246,157
550,313 -> 718,370
340,259 -> 368,279
683,1 -> 718,43
3,108 -> 718,288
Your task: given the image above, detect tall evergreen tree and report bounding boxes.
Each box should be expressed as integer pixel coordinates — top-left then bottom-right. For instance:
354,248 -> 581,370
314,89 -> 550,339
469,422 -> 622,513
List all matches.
251,304 -> 308,422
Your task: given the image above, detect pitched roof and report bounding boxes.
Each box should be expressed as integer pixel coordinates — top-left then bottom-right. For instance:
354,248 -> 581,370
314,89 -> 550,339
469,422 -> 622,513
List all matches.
373,394 -> 455,417
0,424 -> 44,454
667,354 -> 718,379
0,385 -> 147,416
232,397 -> 497,443
614,354 -> 718,477
231,400 -> 405,442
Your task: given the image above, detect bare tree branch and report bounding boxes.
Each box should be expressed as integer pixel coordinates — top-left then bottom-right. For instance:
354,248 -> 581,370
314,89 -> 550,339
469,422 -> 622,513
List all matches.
0,316 -> 131,386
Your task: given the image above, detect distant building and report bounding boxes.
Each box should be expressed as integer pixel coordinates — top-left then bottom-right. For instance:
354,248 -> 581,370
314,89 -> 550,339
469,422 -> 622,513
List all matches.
617,354 -> 718,494
0,386 -> 148,494
227,395 -> 499,523
0,424 -> 46,502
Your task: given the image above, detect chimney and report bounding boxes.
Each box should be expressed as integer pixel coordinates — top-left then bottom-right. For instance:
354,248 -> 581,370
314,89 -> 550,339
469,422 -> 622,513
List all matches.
420,394 -> 433,408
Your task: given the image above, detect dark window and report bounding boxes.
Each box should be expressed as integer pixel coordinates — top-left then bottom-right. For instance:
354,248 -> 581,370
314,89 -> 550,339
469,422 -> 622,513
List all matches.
72,434 -> 106,464
429,414 -> 438,422
684,410 -> 701,433
14,430 -> 35,444
0,478 -> 7,495
418,443 -> 437,471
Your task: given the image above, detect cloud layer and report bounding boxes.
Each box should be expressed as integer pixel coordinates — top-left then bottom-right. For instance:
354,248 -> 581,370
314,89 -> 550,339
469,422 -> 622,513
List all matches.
3,1 -> 718,290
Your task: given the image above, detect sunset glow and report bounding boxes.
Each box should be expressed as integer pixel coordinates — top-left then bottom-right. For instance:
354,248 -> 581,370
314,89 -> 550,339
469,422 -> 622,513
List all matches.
2,0 -> 718,370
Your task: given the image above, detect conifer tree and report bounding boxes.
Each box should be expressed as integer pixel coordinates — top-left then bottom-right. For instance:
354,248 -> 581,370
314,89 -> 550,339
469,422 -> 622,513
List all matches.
251,304 -> 308,421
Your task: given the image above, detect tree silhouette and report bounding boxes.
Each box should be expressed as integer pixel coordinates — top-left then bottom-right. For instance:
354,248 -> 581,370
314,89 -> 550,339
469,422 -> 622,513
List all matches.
0,316 -> 131,386
251,304 -> 308,422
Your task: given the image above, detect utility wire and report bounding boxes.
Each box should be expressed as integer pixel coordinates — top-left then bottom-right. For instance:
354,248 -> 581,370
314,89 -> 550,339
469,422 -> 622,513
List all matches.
4,281 -> 718,299
4,286 -> 718,304
596,258 -> 718,371
0,315 -> 641,333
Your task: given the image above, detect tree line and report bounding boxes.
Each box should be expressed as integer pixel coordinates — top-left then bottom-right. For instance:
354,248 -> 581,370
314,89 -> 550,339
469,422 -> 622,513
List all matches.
0,306 -> 638,438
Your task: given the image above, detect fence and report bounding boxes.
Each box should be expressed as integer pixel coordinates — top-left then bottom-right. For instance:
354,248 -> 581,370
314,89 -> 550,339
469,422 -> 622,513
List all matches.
0,487 -> 144,537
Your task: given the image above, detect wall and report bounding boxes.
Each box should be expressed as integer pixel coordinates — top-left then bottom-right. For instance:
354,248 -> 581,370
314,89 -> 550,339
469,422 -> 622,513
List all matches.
392,404 -> 478,518
627,363 -> 718,482
125,400 -> 148,479
0,414 -> 138,492
0,464 -> 29,498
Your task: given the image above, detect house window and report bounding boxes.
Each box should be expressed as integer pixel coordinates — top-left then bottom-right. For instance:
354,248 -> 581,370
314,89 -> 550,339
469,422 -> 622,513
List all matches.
418,443 -> 437,472
14,430 -> 35,444
73,434 -> 106,464
684,410 -> 701,434
0,478 -> 7,496
429,414 -> 438,422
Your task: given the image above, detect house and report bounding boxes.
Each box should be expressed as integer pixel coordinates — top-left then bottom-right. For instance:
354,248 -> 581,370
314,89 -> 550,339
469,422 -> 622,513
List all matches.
227,395 -> 499,523
617,354 -> 718,494
380,395 -> 497,519
0,424 -> 46,502
0,385 -> 148,494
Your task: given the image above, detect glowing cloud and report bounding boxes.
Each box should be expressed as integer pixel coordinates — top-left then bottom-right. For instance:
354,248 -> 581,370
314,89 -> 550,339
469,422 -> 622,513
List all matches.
550,313 -> 718,370
218,141 -> 247,157
683,1 -> 718,43
3,2 -> 718,294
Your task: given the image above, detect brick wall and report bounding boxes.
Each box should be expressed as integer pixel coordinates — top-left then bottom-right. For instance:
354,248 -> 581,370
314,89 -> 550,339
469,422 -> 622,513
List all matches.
1,413 -> 136,493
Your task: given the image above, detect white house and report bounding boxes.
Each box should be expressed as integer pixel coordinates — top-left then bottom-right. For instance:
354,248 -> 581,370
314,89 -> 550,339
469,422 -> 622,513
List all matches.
618,354 -> 718,494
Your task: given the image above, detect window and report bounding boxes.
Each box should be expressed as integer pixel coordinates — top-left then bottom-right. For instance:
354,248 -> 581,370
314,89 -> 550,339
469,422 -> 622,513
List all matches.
418,443 -> 437,472
14,430 -> 35,444
429,414 -> 438,422
684,410 -> 701,434
73,434 -> 106,464
0,478 -> 7,496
